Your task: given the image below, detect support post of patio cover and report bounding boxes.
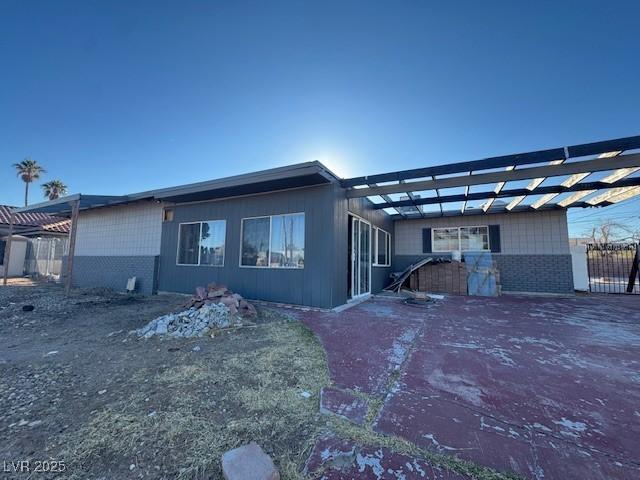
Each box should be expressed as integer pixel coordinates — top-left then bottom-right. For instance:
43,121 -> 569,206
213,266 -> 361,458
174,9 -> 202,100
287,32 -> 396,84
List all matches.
64,199 -> 80,295
2,213 -> 15,285
627,246 -> 640,293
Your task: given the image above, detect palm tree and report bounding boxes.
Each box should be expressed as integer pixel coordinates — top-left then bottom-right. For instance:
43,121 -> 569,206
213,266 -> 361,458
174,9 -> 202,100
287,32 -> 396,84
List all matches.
41,180 -> 68,200
13,158 -> 46,206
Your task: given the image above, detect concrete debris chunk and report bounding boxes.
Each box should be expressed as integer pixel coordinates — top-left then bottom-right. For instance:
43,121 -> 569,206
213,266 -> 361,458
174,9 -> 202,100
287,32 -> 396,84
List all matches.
186,283 -> 256,318
136,283 -> 257,338
208,287 -> 227,298
222,442 -> 280,480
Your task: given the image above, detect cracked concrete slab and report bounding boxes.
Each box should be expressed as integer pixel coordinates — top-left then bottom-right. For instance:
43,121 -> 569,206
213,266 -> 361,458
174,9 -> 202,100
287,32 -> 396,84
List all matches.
305,436 -> 471,479
300,297 -> 424,394
320,387 -> 369,425
376,295 -> 640,479
300,294 -> 640,479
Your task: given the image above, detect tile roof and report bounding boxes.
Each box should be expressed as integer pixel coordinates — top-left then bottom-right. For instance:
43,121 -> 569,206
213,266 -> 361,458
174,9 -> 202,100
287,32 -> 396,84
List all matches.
0,205 -> 70,234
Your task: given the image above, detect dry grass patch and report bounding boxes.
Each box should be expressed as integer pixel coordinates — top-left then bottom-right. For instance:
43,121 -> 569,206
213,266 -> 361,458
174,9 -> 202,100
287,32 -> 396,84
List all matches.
61,320 -> 329,479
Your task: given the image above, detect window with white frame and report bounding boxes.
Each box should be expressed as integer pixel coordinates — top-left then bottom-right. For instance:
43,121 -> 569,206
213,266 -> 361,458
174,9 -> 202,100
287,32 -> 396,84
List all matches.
177,220 -> 226,266
241,213 -> 305,268
432,226 -> 489,252
372,227 -> 391,266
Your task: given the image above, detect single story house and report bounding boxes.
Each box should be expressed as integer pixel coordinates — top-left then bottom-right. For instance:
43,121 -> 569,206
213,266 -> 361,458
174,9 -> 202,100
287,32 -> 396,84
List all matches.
10,135 -> 640,307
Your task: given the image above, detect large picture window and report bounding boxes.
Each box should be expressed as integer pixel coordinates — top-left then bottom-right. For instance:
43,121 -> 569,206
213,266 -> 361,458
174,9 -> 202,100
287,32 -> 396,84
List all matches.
432,226 -> 489,252
177,220 -> 226,266
372,227 -> 391,266
241,213 -> 305,268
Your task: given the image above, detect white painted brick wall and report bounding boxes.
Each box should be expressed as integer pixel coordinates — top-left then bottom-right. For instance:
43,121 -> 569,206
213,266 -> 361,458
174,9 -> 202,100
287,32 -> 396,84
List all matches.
74,202 -> 163,256
395,210 -> 570,255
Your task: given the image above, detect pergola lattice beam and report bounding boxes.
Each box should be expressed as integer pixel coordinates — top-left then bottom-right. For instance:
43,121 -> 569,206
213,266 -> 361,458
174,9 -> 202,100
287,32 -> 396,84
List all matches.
484,166 -> 515,212
370,175 -> 640,210
341,134 -> 640,189
399,180 -> 423,217
461,171 -> 473,213
368,183 -> 404,218
507,158 -> 566,211
347,152 -> 640,199
341,147 -> 564,188
607,186 -> 640,203
587,186 -> 640,205
386,201 -> 595,219
557,190 -> 596,207
524,151 -> 621,210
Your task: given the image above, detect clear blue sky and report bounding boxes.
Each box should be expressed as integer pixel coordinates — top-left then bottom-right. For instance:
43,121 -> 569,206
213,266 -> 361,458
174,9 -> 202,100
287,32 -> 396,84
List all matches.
1,1 -> 639,237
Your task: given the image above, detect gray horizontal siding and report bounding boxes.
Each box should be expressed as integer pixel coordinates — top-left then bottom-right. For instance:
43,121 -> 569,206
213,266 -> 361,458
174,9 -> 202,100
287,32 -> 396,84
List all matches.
395,210 -> 570,255
158,185 -> 338,308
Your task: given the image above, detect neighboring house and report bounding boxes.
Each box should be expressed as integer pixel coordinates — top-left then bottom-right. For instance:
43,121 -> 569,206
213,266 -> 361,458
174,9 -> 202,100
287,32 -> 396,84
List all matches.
0,205 -> 70,238
12,135 -> 640,306
0,205 -> 70,278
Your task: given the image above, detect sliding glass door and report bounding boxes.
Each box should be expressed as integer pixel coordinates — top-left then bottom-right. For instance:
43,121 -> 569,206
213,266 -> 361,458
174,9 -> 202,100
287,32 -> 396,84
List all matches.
351,217 -> 371,297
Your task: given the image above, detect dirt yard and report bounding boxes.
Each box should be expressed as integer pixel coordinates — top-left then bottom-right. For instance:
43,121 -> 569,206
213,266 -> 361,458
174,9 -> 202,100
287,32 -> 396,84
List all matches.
1,283 -> 531,480
0,283 -> 329,479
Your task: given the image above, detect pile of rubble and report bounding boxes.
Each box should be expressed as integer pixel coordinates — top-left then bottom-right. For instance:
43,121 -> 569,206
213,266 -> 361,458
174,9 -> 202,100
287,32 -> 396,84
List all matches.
187,284 -> 257,317
137,283 -> 257,338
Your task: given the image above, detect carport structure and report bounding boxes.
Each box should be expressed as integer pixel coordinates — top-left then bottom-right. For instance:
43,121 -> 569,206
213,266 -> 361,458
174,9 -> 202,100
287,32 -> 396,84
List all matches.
2,194 -> 133,292
342,134 -> 640,218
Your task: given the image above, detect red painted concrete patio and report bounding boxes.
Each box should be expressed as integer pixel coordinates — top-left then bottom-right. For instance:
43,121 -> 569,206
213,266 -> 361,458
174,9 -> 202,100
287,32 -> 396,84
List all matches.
300,294 -> 640,480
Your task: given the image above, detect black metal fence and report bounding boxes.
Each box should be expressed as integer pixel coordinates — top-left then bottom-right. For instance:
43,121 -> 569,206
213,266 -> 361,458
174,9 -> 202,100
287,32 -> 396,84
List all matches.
586,242 -> 640,294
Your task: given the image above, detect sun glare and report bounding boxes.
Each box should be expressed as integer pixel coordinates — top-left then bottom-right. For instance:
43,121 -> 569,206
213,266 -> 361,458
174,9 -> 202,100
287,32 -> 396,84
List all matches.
310,154 -> 351,178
